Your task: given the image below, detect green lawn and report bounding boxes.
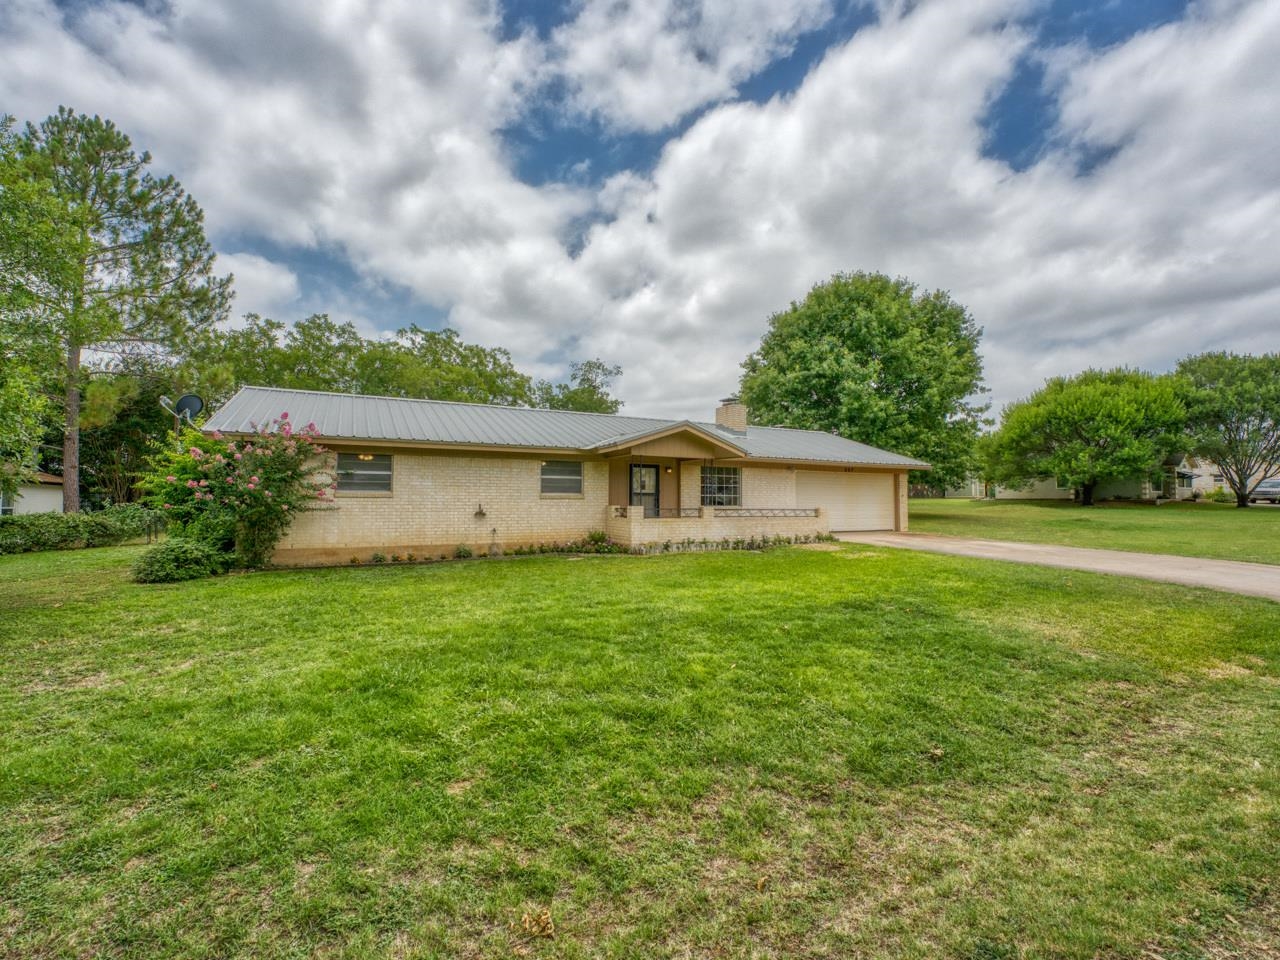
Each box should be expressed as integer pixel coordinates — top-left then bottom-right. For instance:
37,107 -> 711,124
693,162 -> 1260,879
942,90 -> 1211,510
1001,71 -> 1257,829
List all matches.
2,546 -> 1278,959
910,497 -> 1280,565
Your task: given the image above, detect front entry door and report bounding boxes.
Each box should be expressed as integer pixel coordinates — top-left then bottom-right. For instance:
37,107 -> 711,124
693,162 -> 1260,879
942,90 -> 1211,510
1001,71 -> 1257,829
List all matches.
630,464 -> 660,518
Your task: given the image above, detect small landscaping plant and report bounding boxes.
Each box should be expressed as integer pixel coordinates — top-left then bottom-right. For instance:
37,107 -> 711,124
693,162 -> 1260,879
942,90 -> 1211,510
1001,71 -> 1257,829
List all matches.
453,544 -> 473,559
132,537 -> 231,583
139,414 -> 333,575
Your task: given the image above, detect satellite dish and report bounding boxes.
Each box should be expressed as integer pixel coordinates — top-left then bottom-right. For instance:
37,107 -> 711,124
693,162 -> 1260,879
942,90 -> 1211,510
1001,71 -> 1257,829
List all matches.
174,394 -> 204,421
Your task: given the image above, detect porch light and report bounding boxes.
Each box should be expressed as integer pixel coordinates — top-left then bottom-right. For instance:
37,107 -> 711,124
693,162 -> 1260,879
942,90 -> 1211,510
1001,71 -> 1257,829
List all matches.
664,466 -> 673,474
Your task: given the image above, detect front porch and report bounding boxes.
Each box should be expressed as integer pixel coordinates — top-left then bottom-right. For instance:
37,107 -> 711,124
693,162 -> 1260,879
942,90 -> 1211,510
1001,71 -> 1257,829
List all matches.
605,504 -> 827,547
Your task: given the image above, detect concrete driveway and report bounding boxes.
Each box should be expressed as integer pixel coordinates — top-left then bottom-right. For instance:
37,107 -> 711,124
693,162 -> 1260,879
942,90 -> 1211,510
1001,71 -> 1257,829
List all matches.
837,532 -> 1280,602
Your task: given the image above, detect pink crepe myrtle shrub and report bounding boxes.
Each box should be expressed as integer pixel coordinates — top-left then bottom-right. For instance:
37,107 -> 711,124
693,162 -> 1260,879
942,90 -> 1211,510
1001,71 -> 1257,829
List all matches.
141,414 -> 333,568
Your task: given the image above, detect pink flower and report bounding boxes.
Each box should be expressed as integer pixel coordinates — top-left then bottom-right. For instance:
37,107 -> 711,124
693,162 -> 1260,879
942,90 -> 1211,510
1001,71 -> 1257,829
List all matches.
249,476 -> 259,484
163,503 -> 172,509
211,431 -> 223,440
186,479 -> 198,488
281,421 -> 293,437
199,479 -> 208,487
226,477 -> 235,484
264,490 -> 272,498
166,475 -> 176,483
247,483 -> 256,490
282,504 -> 289,510
280,411 -> 289,420
234,453 -> 242,460
189,447 -> 204,459
214,454 -> 225,464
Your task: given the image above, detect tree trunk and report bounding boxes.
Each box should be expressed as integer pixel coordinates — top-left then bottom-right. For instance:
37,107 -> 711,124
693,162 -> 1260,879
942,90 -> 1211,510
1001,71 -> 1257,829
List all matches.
62,344 -> 81,513
1236,490 -> 1251,508
1081,482 -> 1096,506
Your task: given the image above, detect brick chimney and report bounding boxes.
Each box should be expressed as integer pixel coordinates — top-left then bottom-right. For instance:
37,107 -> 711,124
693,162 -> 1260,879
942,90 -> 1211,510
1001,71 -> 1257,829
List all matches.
715,396 -> 748,433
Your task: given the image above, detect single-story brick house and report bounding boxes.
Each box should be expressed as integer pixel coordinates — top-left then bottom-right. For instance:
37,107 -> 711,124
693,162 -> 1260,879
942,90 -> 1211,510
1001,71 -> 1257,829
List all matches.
204,386 -> 930,565
0,472 -> 63,516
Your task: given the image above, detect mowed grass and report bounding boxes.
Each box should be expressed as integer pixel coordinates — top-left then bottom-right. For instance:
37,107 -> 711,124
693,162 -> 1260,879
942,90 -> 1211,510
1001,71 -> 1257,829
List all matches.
911,497 -> 1280,565
1,546 -> 1278,959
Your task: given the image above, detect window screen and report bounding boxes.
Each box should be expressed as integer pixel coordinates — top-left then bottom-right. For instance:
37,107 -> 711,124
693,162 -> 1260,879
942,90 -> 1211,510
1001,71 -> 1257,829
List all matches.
335,453 -> 393,492
541,460 -> 583,494
701,466 -> 741,506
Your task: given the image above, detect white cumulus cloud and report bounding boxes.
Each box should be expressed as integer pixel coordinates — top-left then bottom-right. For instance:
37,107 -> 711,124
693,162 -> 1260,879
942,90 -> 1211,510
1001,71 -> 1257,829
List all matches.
2,0 -> 1278,421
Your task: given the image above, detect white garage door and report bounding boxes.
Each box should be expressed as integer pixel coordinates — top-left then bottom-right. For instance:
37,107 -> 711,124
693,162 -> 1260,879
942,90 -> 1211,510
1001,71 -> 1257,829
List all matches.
796,471 -> 896,531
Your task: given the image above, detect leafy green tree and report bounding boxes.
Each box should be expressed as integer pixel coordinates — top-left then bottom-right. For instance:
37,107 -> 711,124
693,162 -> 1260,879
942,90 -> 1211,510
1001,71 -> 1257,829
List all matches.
739,271 -> 987,487
983,369 -> 1185,506
359,326 -> 533,405
0,360 -> 50,499
190,314 -> 623,412
77,358 -> 199,505
9,108 -> 231,511
1177,352 -> 1280,508
532,359 -> 623,413
0,115 -> 70,494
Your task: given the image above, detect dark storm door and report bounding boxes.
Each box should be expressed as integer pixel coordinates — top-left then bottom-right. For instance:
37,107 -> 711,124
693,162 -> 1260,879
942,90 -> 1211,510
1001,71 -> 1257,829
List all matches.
629,464 -> 660,518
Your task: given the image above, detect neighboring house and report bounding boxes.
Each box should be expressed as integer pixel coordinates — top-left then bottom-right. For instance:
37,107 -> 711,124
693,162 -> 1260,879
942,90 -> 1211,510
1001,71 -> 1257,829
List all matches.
1092,455 -> 1219,501
946,477 -> 1073,500
204,387 -> 930,566
0,473 -> 64,515
947,455 -> 1222,503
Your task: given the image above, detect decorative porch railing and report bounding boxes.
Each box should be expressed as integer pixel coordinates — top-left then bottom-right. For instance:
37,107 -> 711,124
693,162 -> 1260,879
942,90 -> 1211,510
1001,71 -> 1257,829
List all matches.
611,506 -> 701,519
712,507 -> 819,518
611,505 -> 819,519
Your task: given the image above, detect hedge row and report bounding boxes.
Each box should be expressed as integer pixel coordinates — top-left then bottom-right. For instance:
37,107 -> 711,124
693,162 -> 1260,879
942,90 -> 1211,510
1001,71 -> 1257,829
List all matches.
0,503 -> 161,555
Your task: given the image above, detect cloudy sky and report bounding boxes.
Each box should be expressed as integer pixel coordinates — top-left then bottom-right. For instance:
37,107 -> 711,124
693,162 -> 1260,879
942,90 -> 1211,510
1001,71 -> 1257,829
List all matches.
3,0 -> 1278,417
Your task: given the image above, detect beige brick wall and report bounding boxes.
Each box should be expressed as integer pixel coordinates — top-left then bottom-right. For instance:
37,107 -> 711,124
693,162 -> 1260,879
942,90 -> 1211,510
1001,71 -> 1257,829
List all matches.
678,462 -> 797,507
273,451 -> 844,565
276,451 -> 610,564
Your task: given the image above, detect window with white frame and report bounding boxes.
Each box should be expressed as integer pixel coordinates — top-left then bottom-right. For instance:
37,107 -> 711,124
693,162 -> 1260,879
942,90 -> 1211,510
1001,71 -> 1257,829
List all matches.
335,453 -> 393,493
540,460 -> 583,495
0,493 -> 12,516
701,466 -> 741,506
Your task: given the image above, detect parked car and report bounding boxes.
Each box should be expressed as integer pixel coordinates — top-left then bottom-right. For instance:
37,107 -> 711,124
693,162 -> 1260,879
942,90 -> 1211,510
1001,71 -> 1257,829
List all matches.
1249,479 -> 1280,504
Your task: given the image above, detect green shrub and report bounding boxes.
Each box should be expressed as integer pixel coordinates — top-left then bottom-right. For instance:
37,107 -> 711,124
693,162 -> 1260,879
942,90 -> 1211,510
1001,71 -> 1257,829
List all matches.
0,503 -> 160,556
1208,486 -> 1235,503
132,538 -> 230,583
454,544 -> 473,559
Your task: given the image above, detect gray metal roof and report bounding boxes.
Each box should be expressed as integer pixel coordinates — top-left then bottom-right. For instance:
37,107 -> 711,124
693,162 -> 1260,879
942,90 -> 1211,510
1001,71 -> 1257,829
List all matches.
204,386 -> 930,468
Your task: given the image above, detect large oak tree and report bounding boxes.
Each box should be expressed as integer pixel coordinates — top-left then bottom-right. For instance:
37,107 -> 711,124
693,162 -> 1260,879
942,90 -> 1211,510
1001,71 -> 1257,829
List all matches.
983,369 -> 1185,506
739,272 -> 987,487
1178,352 -> 1280,508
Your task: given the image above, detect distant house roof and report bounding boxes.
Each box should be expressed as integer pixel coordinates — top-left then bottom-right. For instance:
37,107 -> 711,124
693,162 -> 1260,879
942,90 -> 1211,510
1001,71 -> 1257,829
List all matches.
204,385 -> 931,469
32,472 -> 62,485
